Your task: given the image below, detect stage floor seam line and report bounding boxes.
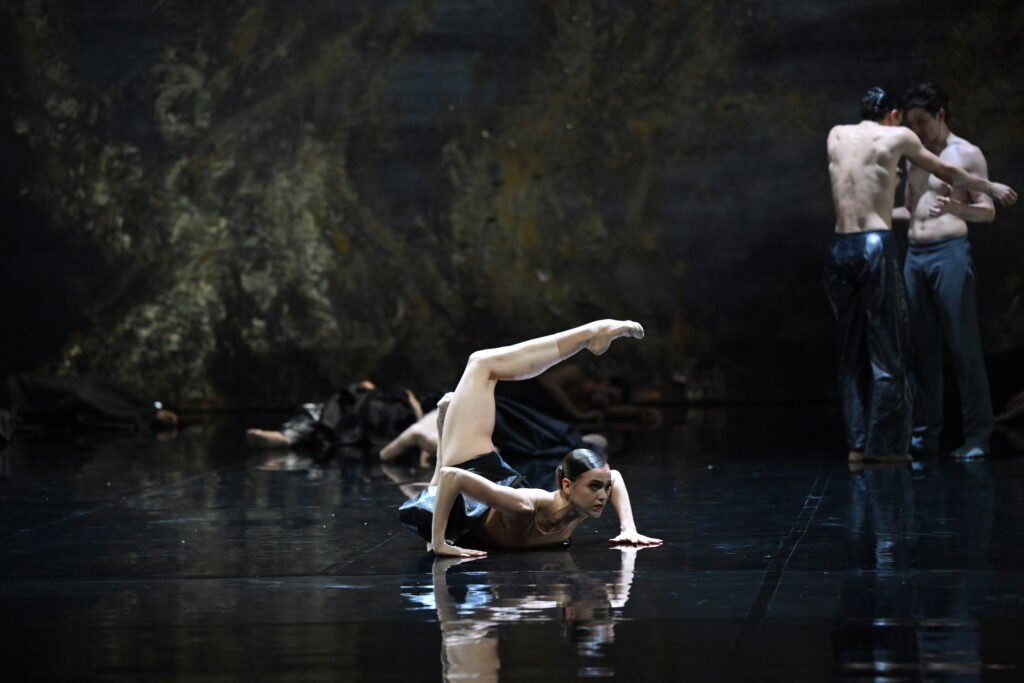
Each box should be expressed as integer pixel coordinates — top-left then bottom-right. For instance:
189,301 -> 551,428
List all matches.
730,468 -> 833,658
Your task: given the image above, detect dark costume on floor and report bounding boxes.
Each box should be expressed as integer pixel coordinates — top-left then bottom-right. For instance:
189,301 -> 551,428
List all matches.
904,236 -> 993,455
0,374 -> 162,445
823,231 -> 914,457
282,387 -> 590,463
398,451 -> 529,545
491,396 -> 589,459
281,383 -> 425,462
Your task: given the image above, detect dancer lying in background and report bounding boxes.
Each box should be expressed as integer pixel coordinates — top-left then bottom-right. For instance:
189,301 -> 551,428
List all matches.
399,319 -> 662,557
1,373 -> 177,445
247,383 -> 605,466
498,363 -> 662,427
245,381 -> 425,461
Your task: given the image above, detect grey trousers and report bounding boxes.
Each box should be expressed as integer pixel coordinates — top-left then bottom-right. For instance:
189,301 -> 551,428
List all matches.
904,236 -> 993,452
824,231 -> 913,457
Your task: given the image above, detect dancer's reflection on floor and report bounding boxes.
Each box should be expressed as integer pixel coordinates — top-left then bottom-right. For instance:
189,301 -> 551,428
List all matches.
421,547 -> 650,681
834,463 -> 919,675
835,458 -> 994,677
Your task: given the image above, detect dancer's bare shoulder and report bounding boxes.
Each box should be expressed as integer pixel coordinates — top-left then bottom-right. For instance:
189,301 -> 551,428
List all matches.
943,135 -> 987,174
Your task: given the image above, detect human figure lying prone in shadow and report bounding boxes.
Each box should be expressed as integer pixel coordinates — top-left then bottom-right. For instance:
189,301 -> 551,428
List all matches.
246,382 -> 609,468
0,373 -> 178,446
399,319 -> 662,557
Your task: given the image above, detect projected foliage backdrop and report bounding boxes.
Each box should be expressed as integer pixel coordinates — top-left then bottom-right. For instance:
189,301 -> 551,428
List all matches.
3,0 -> 1022,406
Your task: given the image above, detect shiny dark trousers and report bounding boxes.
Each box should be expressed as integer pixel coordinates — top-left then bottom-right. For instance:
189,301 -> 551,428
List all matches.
904,236 -> 993,452
824,231 -> 913,457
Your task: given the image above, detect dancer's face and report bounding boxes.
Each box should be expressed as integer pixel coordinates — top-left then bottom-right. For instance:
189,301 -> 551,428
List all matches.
564,466 -> 613,517
906,107 -> 943,147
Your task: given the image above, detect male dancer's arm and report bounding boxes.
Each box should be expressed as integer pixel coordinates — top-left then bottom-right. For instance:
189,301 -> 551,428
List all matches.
898,129 -> 1017,206
929,144 -> 997,222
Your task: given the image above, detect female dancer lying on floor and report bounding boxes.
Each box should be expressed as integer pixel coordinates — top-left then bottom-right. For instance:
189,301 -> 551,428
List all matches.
399,319 -> 662,557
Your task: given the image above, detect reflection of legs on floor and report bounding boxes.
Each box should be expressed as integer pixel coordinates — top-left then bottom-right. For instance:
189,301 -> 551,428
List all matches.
380,462 -> 430,499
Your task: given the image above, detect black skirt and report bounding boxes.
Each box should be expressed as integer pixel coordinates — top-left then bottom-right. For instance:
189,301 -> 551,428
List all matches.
398,451 -> 528,544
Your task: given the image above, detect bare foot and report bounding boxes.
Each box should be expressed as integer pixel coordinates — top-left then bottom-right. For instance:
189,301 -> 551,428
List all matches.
848,450 -> 864,462
586,320 -> 645,355
153,409 -> 178,429
245,429 -> 293,449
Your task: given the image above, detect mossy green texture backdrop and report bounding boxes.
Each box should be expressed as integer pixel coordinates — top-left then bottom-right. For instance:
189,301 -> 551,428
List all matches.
3,0 -> 1022,406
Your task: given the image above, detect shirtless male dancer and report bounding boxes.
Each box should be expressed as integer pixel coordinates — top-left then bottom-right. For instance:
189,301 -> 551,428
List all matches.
399,319 -> 662,558
893,83 -> 1016,459
824,86 -> 1016,464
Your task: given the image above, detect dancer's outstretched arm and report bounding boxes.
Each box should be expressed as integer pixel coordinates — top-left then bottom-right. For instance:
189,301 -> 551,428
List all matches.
430,466 -> 550,557
607,469 -> 662,546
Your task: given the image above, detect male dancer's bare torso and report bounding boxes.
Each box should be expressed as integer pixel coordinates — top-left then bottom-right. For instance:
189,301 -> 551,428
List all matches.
905,134 -> 990,242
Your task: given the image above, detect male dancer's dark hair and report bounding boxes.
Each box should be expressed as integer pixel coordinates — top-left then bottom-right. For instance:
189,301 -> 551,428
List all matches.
902,82 -> 950,122
860,86 -> 901,121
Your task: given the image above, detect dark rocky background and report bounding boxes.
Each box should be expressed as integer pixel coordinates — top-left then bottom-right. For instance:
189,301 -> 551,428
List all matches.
2,0 -> 1022,408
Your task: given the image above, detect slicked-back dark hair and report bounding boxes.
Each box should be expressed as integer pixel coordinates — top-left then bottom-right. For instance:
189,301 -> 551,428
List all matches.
555,448 -> 608,489
860,86 -> 901,122
902,82 -> 950,123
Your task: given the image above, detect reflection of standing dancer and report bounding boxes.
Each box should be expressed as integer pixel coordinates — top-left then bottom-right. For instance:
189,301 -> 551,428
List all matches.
824,87 -> 1016,464
400,320 -> 662,557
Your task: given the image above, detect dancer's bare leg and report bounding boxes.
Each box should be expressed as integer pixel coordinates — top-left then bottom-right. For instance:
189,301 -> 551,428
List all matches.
437,320 -> 644,470
246,429 -> 293,449
380,410 -> 438,462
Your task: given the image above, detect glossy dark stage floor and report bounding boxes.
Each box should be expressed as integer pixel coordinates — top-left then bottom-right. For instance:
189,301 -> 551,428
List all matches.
3,405 -> 1024,681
